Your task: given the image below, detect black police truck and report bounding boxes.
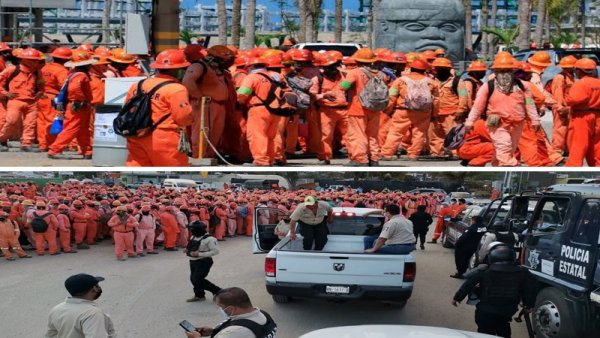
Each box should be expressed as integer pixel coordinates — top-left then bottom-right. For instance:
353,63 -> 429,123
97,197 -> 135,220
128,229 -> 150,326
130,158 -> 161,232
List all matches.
514,184 -> 600,338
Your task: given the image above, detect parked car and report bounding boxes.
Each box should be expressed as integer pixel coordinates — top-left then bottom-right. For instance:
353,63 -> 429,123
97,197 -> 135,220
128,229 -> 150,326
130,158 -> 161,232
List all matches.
442,204 -> 486,248
447,191 -> 475,205
513,48 -> 600,65
299,325 -> 496,338
406,188 -> 447,196
253,207 -> 415,305
292,43 -> 361,56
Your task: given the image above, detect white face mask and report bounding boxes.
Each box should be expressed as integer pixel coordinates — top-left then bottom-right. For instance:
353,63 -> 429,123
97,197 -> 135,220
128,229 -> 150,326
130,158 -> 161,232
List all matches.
219,306 -> 231,318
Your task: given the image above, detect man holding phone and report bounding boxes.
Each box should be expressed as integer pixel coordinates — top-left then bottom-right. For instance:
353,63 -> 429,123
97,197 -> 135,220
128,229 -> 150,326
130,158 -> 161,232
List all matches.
182,287 -> 276,338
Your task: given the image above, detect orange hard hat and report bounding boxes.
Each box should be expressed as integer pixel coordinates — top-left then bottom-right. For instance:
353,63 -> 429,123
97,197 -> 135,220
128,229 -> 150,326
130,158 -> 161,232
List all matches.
353,48 -> 376,63
281,53 -> 294,66
557,55 -> 577,69
574,58 -> 598,71
405,52 -> 420,63
291,48 -> 313,62
374,48 -> 391,56
528,51 -> 552,68
184,44 -> 204,62
226,45 -> 239,56
325,50 -> 343,62
342,56 -> 356,65
421,50 -> 437,61
11,48 -> 23,58
150,49 -> 190,69
491,54 -> 516,70
207,45 -> 235,61
386,52 -> 407,64
319,54 -> 339,67
410,59 -> 430,71
515,61 -> 532,73
58,204 -> 69,211
246,57 -> 267,67
19,48 -> 45,60
261,49 -> 283,58
65,50 -> 97,67
434,48 -> 446,56
265,55 -> 284,68
0,42 -> 12,52
234,56 -> 248,67
50,47 -> 73,60
467,60 -> 488,72
93,48 -> 112,58
94,46 -> 111,55
36,201 -> 46,207
76,44 -> 94,53
109,48 -> 136,64
431,57 -> 453,68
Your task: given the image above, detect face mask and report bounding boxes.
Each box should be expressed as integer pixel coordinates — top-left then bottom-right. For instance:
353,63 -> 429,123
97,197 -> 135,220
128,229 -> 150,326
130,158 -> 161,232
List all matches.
436,69 -> 451,81
219,306 -> 231,318
142,211 -> 150,216
495,72 -> 514,93
0,217 -> 6,221
118,212 -> 126,217
93,286 -> 102,300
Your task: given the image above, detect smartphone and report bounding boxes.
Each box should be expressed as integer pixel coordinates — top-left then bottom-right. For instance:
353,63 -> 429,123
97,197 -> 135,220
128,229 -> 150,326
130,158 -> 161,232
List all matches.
179,320 -> 196,333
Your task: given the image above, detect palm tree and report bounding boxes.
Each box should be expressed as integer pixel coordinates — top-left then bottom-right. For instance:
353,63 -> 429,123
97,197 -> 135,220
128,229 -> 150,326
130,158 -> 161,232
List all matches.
298,0 -> 308,42
306,0 -> 323,42
217,0 -> 227,45
481,0 -> 489,57
534,0 -> 547,45
516,0 -> 532,50
334,0 -> 343,43
243,0 -> 256,49
102,0 -> 112,43
231,0 -> 242,48
487,0 -> 497,56
483,27 -> 520,51
463,0 -> 473,50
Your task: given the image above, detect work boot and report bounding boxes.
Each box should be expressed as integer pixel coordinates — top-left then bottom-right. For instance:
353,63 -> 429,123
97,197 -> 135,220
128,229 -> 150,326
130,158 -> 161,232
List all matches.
83,155 -> 92,160
20,255 -> 32,258
21,146 -> 40,153
186,296 -> 206,302
147,251 -> 159,254
0,142 -> 8,152
369,160 -> 379,167
77,243 -> 90,250
47,153 -> 62,159
137,253 -> 146,257
344,161 -> 366,167
420,244 -> 425,250
380,156 -> 398,161
428,240 -> 437,244
117,257 -> 127,261
317,159 -> 331,165
164,247 -> 178,251
450,273 -> 465,279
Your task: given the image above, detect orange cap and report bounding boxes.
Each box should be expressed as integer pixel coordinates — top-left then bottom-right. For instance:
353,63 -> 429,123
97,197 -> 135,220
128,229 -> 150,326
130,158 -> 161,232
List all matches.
19,48 -> 45,60
353,48 -> 376,63
574,58 -> 598,71
431,57 -> 453,68
557,55 -> 577,69
50,47 -> 73,60
410,59 -> 430,71
528,51 -> 552,68
467,60 -> 488,72
150,49 -> 190,69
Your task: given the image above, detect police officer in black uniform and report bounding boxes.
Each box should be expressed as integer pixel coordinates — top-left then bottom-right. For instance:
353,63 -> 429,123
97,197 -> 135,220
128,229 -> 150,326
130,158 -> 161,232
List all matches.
451,215 -> 487,278
452,244 -> 536,338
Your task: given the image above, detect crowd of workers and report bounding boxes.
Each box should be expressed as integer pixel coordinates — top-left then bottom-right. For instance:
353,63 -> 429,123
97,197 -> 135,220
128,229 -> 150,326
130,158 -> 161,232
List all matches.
0,40 -> 598,166
0,180 -> 468,261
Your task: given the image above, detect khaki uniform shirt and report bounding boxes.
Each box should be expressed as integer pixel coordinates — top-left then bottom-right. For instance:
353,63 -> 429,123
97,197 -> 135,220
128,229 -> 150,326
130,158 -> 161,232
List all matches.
45,297 -> 115,338
214,308 -> 267,338
379,215 -> 415,245
289,201 -> 332,225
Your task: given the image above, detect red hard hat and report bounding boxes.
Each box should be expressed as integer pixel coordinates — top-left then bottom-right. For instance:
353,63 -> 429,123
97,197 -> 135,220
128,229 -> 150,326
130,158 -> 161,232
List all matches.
234,56 -> 248,67
19,48 -> 45,60
410,59 -> 430,71
0,42 -> 12,52
574,58 -> 597,71
325,50 -> 343,62
246,57 -> 267,67
77,44 -> 94,53
265,55 -> 284,68
151,49 -> 191,69
50,47 -> 73,60
292,48 -> 313,62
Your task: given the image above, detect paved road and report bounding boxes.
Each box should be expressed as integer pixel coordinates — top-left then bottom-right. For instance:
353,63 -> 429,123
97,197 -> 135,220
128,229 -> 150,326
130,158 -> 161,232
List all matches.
0,114 -> 553,167
0,229 -> 529,338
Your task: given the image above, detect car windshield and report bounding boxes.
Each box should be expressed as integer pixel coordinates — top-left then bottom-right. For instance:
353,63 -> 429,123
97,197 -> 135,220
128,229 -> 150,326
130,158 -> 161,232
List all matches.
452,192 -> 471,198
302,45 -> 358,56
328,216 -> 385,236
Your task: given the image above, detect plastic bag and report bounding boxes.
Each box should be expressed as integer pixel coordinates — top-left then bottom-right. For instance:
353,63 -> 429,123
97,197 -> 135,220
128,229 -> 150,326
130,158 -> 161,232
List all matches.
49,116 -> 64,135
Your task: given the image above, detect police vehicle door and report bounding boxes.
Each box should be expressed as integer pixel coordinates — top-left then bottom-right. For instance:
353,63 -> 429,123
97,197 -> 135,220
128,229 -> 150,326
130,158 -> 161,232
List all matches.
253,207 -> 285,254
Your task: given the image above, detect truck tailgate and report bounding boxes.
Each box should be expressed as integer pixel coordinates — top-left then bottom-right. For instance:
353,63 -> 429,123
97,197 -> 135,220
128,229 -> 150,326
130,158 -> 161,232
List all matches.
274,251 -> 409,286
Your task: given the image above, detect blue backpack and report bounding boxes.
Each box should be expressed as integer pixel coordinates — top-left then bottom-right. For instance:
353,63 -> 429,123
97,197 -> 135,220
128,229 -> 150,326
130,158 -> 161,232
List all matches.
52,72 -> 79,112
238,204 -> 249,218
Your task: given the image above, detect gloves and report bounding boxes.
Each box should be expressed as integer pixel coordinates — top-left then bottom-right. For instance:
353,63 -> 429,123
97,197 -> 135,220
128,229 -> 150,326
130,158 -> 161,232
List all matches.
486,114 -> 501,128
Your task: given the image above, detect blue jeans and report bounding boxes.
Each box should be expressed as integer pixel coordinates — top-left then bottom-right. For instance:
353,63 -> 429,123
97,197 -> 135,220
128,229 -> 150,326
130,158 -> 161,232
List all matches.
363,236 -> 415,254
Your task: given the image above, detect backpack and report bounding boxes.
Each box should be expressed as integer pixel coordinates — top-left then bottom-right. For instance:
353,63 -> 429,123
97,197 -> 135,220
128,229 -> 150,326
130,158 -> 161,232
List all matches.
211,310 -> 277,338
4,65 -> 20,91
238,204 -> 249,218
254,72 -> 297,117
209,208 -> 220,227
358,68 -> 389,111
284,74 -> 312,111
113,79 -> 176,137
31,212 -> 51,233
401,76 -> 433,112
444,123 -> 466,150
52,72 -> 79,112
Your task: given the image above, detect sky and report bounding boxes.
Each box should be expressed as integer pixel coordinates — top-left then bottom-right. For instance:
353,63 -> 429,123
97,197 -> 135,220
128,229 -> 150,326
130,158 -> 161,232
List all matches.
180,0 -> 361,12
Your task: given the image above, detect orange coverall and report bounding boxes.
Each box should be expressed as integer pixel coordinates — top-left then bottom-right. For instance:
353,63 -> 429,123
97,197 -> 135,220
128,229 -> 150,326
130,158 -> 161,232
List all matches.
38,62 -> 69,150
28,209 -> 59,255
0,64 -> 43,147
48,71 -> 94,156
550,72 -> 575,152
465,80 -> 540,166
125,74 -> 193,166
457,119 -> 495,166
84,205 -> 98,245
108,214 -> 138,258
69,207 -> 90,246
121,64 -> 144,77
381,73 -> 440,159
565,76 -> 600,166
341,67 -> 385,164
300,66 -> 322,155
56,212 -> 73,253
214,206 -> 227,240
0,219 -> 28,259
429,76 -> 459,156
310,72 -> 348,161
237,70 -> 283,165
159,211 -> 180,249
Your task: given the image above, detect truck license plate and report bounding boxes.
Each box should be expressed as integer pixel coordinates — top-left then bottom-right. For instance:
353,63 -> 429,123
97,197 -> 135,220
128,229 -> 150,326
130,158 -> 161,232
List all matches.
326,286 -> 350,294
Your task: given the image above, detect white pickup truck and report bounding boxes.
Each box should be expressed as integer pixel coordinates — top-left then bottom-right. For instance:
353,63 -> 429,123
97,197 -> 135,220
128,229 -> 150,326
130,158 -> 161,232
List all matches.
253,207 -> 416,305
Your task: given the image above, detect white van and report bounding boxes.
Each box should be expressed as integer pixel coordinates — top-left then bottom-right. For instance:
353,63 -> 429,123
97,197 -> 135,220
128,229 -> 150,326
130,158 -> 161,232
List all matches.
162,179 -> 197,191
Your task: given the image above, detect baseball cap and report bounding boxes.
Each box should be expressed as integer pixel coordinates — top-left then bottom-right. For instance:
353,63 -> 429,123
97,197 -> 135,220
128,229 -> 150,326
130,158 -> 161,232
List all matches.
304,196 -> 317,206
64,273 -> 105,295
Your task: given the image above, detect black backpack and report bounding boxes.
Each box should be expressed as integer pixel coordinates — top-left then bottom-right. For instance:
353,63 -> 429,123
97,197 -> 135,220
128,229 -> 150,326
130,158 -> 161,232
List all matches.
254,73 -> 297,117
4,65 -> 20,91
211,310 -> 277,338
113,79 -> 176,137
31,212 -> 51,233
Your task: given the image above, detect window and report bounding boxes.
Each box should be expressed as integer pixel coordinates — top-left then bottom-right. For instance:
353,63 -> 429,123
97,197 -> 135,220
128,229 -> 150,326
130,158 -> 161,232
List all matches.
328,216 -> 385,236
532,198 -> 570,234
572,200 -> 600,245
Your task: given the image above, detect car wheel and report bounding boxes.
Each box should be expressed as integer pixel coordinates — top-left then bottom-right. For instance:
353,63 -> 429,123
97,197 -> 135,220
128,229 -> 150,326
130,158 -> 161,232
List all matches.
272,295 -> 291,303
442,229 -> 453,248
533,287 -> 577,338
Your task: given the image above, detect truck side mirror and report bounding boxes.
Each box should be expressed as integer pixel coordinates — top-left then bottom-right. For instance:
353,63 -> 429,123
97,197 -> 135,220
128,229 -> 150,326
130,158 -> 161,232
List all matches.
511,196 -> 529,219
